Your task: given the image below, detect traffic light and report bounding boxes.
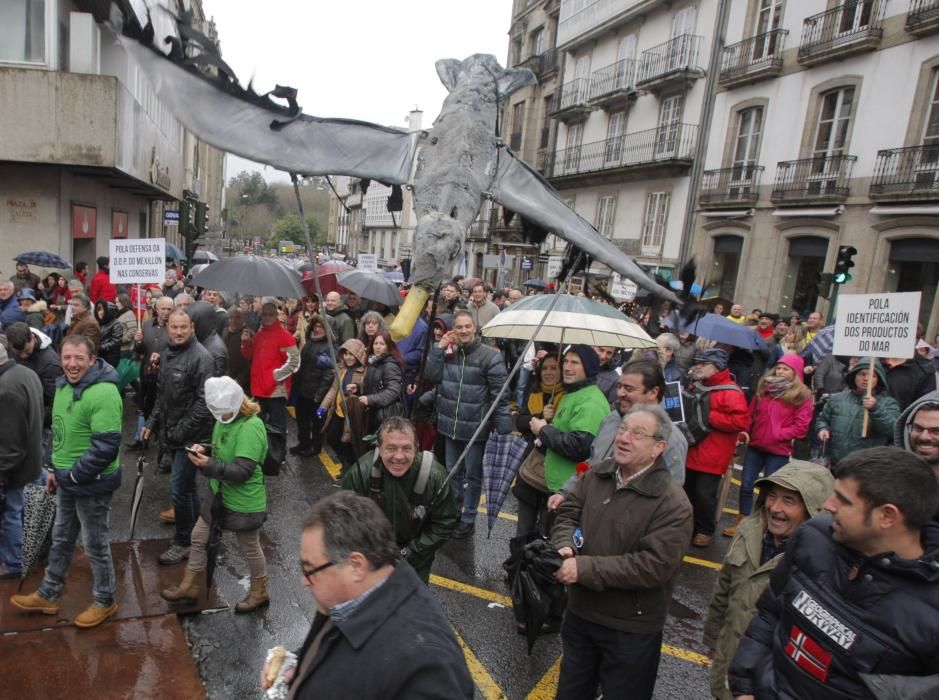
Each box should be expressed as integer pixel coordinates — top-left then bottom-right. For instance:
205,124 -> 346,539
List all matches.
194,202 -> 208,235
815,272 -> 834,299
833,245 -> 857,284
178,200 -> 192,238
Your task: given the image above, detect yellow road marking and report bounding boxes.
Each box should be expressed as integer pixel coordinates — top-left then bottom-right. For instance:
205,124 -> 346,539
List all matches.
731,477 -> 741,486
431,574 -> 512,606
723,507 -> 739,515
684,555 -> 721,571
319,450 -> 342,481
526,656 -> 562,700
664,644 -> 711,666
453,628 -> 508,700
478,504 -> 518,522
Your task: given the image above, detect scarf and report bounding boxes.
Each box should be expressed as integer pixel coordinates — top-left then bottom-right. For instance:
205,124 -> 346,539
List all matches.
527,381 -> 563,417
764,374 -> 793,398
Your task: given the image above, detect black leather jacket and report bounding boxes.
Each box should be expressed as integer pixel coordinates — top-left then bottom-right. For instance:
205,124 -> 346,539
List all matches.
729,515 -> 939,699
147,334 -> 215,448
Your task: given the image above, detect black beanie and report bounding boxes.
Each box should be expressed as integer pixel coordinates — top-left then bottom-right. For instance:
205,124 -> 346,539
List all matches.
563,344 -> 601,379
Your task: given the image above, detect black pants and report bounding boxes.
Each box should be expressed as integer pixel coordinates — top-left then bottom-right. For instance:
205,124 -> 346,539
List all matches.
512,478 -> 548,539
556,612 -> 662,700
258,397 -> 287,435
325,415 -> 355,470
684,469 -> 722,536
295,398 -> 325,452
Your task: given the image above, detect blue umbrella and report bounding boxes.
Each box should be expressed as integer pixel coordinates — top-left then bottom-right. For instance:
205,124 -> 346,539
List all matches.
679,313 -> 768,352
14,252 -> 71,269
165,243 -> 186,261
523,279 -> 547,289
482,433 -> 529,536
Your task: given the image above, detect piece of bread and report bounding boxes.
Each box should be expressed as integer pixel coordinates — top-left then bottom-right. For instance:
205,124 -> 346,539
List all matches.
266,646 -> 287,685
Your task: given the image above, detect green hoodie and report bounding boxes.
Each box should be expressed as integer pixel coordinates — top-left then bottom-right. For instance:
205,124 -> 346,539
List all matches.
704,460 -> 834,700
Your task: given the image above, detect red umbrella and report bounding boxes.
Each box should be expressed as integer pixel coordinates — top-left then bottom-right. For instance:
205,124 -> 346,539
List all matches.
301,264 -> 351,297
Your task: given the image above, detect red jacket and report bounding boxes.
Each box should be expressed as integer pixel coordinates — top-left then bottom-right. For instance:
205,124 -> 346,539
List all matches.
242,322 -> 298,398
89,270 -> 117,304
686,368 -> 750,475
747,392 -> 813,456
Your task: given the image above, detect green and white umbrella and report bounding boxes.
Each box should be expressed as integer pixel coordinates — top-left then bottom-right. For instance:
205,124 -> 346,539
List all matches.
481,294 -> 655,349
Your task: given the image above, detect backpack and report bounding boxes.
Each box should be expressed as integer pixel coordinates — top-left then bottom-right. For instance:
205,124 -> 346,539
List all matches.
369,449 -> 435,541
681,381 -> 743,446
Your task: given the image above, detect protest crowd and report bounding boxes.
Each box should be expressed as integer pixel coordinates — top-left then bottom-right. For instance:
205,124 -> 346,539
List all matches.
1,255 -> 938,700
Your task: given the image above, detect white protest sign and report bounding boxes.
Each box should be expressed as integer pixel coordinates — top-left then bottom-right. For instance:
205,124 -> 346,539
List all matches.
109,238 -> 166,285
547,256 -> 563,279
610,273 -> 638,301
358,253 -> 378,271
833,292 -> 921,359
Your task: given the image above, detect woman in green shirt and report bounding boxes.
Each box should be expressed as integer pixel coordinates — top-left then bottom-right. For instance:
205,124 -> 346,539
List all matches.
161,376 -> 270,613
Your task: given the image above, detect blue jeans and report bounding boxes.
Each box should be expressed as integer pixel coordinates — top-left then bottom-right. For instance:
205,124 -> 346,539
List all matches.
170,449 -> 200,547
515,367 -> 532,406
0,486 -> 25,573
38,490 -> 115,606
556,611 -> 662,700
739,447 -> 791,515
445,436 -> 486,525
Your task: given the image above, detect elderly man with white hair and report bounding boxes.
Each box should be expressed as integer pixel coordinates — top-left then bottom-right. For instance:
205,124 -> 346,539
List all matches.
0,281 -> 26,330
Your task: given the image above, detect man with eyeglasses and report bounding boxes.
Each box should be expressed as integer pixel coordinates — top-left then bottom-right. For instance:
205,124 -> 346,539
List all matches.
260,490 -> 472,699
550,404 -> 693,699
896,390 -> 939,501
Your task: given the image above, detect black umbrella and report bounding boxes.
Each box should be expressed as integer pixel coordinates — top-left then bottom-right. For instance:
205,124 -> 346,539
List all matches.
205,498 -> 224,590
523,279 -> 547,289
18,482 -> 57,590
192,255 -> 306,298
503,535 -> 566,654
128,450 -> 147,539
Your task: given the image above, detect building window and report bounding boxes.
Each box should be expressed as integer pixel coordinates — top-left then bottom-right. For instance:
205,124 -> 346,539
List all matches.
0,0 -> 45,64
605,112 -> 626,164
563,123 -> 583,172
512,36 -> 523,65
733,107 -> 763,166
923,69 -> 939,145
641,192 -> 670,253
656,94 -> 684,158
530,27 -> 544,56
595,195 -> 617,239
511,102 -> 526,150
813,87 -> 855,158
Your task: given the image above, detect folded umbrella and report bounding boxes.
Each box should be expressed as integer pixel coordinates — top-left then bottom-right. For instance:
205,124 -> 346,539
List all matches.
206,498 -> 224,591
128,450 -> 147,539
337,269 -> 402,307
503,536 -> 566,654
482,293 -> 656,349
15,252 -> 72,270
482,433 -> 529,536
18,481 -> 57,590
192,255 -> 306,298
678,313 -> 768,352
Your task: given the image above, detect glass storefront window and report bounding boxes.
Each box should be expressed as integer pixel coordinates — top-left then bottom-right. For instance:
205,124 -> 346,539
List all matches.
0,0 -> 45,64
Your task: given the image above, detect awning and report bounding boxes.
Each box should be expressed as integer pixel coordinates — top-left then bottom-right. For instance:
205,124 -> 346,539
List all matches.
698,209 -> 753,218
772,206 -> 844,217
870,205 -> 939,216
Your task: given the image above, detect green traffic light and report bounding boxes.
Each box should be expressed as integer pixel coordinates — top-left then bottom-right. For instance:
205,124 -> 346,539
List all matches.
833,272 -> 853,284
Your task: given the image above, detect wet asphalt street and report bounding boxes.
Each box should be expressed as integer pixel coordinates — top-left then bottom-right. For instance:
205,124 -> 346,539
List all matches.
108,398 -> 739,699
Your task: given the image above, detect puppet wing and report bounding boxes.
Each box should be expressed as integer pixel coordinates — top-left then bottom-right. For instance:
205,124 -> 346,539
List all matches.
489,150 -> 679,304
121,37 -> 417,185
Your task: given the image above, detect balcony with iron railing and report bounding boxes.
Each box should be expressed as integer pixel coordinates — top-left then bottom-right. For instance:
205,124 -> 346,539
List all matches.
771,155 -> 857,204
870,144 -> 939,200
535,47 -> 561,78
588,58 -> 638,111
798,0 -> 884,66
557,0 -> 646,48
548,78 -> 592,122
720,29 -> 788,88
542,123 -> 697,180
635,35 -> 705,93
907,0 -> 939,36
700,165 -> 765,208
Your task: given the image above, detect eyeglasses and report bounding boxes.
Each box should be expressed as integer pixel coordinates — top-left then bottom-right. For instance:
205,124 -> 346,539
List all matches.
301,561 -> 335,582
910,423 -> 939,438
618,427 -> 663,442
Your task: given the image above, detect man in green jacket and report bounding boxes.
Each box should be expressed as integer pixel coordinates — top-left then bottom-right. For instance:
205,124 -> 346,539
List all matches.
551,404 -> 692,699
11,335 -> 123,629
703,460 -> 834,699
342,416 -> 457,583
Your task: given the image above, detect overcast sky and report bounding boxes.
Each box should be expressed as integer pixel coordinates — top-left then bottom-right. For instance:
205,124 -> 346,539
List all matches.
202,0 -> 512,183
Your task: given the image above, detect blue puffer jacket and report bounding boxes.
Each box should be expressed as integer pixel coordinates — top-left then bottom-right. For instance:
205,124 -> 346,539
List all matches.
729,515 -> 939,699
425,339 -> 512,441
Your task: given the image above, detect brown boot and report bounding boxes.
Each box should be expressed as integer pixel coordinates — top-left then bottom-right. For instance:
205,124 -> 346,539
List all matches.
722,514 -> 744,538
235,576 -> 270,614
161,568 -> 200,605
74,602 -> 118,628
10,591 -> 60,615
159,507 -> 175,524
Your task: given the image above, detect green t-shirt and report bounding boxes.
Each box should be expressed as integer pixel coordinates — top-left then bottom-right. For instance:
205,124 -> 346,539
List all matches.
210,415 -> 268,513
52,382 -> 123,475
544,383 -> 610,492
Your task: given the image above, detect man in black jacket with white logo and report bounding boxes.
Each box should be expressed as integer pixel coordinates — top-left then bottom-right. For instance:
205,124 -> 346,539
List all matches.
729,447 -> 939,699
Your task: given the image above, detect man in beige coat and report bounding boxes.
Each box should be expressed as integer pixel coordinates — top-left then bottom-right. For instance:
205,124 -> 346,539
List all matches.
703,460 -> 834,699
